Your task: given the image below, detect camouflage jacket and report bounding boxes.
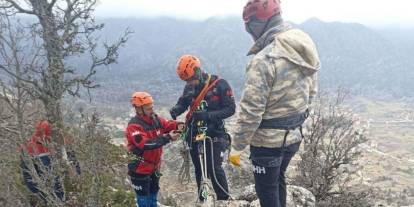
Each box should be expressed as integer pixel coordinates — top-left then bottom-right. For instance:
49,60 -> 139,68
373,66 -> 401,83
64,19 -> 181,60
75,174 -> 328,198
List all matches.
231,23 -> 320,151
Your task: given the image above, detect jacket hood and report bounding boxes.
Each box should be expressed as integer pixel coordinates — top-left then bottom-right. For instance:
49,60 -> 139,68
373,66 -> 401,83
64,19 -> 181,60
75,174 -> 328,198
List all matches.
268,28 -> 320,74
34,121 -> 51,137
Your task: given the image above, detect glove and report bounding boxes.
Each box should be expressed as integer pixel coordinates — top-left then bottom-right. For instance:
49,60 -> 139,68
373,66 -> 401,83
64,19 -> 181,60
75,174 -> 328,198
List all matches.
192,111 -> 210,122
177,122 -> 185,131
228,149 -> 242,167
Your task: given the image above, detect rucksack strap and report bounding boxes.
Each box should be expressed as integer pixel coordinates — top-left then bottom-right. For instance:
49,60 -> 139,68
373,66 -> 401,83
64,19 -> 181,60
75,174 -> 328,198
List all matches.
185,76 -> 221,124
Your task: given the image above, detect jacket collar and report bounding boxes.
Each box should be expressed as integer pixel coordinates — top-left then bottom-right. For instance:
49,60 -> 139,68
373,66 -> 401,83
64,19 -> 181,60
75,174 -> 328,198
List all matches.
137,114 -> 153,125
247,22 -> 292,56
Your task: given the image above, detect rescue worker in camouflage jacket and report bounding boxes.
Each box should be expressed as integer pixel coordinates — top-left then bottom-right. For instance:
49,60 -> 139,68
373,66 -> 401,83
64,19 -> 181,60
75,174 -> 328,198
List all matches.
228,1 -> 320,207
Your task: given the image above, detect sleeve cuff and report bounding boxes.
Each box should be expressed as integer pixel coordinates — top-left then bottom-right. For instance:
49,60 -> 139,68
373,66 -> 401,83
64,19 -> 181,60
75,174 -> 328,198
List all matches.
233,143 -> 247,152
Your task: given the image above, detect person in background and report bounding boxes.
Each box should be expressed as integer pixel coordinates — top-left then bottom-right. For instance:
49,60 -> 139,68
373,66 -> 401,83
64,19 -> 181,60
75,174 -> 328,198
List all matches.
20,120 -> 80,203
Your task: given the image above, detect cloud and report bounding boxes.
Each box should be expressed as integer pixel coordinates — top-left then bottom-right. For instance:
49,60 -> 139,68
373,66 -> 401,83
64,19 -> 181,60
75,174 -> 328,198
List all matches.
95,0 -> 414,27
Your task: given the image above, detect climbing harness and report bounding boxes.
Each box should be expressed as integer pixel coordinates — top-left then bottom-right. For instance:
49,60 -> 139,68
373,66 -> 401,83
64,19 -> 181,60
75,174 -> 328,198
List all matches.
194,101 -> 233,204
194,101 -> 215,204
177,76 -> 232,204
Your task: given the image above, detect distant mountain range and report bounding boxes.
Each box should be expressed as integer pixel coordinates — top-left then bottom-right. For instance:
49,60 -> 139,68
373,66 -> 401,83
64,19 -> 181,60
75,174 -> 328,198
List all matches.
69,17 -> 414,112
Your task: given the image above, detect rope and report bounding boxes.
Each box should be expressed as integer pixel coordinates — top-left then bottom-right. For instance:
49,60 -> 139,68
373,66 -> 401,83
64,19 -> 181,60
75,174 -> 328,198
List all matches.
178,141 -> 191,184
206,136 -> 233,200
197,135 -> 216,207
197,180 -> 216,206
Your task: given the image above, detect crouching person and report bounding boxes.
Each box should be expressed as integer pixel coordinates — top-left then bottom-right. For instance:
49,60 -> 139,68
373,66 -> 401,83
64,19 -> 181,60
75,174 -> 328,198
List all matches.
126,91 -> 184,207
20,120 -> 66,204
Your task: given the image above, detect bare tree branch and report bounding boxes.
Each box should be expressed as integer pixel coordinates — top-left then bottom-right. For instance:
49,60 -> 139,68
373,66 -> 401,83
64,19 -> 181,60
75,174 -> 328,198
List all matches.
47,0 -> 58,11
1,1 -> 130,205
1,0 -> 35,14
293,89 -> 370,205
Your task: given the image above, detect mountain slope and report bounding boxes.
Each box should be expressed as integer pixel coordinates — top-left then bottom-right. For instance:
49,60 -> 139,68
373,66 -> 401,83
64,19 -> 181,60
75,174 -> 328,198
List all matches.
77,17 -> 414,113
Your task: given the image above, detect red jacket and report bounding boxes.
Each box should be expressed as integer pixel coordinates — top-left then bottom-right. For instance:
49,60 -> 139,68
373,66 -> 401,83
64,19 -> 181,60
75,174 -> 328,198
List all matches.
22,121 -> 51,156
125,114 -> 177,175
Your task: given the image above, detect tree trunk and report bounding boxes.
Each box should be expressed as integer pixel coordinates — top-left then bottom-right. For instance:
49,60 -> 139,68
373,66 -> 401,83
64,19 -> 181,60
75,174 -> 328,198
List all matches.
45,100 -> 65,157
31,0 -> 66,154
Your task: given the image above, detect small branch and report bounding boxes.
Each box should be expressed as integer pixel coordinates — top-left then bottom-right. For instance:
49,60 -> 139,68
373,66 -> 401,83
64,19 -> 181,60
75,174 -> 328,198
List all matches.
47,0 -> 58,11
2,0 -> 35,14
0,65 -> 38,87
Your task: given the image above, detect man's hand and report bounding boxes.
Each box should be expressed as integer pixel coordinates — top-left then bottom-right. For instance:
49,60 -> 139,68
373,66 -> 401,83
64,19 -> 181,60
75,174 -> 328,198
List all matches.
192,111 -> 209,122
229,149 -> 242,167
168,131 -> 181,141
177,122 -> 185,131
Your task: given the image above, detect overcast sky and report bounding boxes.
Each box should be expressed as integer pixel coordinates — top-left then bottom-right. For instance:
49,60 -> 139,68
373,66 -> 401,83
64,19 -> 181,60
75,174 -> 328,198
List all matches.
95,0 -> 414,28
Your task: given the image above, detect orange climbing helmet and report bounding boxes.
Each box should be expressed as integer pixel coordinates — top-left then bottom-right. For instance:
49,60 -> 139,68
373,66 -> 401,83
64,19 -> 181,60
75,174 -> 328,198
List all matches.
176,54 -> 201,81
131,92 -> 153,107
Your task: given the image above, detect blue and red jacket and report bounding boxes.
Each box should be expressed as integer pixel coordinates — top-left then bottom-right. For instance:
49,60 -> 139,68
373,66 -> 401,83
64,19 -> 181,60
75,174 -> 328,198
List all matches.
171,75 -> 236,138
125,114 -> 178,175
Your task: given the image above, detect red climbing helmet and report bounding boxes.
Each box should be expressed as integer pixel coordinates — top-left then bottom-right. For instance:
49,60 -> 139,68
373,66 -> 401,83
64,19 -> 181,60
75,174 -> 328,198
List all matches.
243,0 -> 281,23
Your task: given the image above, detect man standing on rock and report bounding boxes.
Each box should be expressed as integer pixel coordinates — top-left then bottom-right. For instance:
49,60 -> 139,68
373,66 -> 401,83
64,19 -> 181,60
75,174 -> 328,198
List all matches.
170,54 -> 235,201
126,91 -> 183,207
228,0 -> 320,207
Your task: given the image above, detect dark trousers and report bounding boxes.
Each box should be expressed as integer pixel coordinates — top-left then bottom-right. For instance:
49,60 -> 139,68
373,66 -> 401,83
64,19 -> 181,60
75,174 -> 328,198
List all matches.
20,155 -> 65,202
189,136 -> 229,200
130,172 -> 160,207
250,141 -> 301,207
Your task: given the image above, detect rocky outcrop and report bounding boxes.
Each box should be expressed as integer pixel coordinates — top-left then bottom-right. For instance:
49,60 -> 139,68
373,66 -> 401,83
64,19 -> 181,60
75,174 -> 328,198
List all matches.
158,141 -> 316,207
287,185 -> 316,207
160,185 -> 315,206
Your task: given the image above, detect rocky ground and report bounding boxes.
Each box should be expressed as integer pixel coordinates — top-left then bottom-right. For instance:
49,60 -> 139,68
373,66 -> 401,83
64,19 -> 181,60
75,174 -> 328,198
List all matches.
156,141 -> 315,207
107,98 -> 414,206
